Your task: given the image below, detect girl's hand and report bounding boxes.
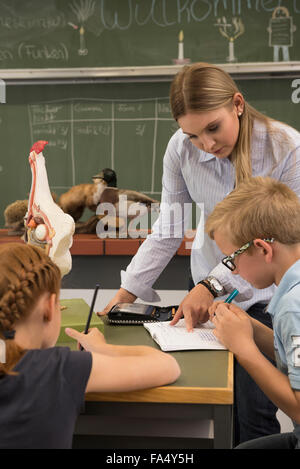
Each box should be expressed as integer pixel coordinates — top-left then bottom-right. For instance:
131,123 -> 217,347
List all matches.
212,303 -> 254,357
65,327 -> 106,353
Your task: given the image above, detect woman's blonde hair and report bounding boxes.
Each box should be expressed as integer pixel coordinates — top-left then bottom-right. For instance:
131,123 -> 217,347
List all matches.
205,177 -> 300,247
0,243 -> 61,377
170,63 -> 278,186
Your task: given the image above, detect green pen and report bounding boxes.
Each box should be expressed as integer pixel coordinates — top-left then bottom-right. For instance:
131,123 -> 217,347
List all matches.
212,289 -> 239,318
224,288 -> 239,303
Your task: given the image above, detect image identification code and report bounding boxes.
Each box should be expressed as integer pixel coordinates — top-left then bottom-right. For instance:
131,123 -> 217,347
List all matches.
106,453 -> 194,465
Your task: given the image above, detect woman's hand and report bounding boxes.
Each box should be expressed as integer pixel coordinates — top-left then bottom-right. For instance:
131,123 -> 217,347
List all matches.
65,327 -> 107,353
212,303 -> 254,357
170,284 -> 214,331
97,288 -> 137,316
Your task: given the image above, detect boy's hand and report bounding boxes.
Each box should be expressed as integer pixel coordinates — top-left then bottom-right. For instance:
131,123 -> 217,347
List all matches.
208,300 -> 225,321
212,303 -> 254,356
65,327 -> 106,353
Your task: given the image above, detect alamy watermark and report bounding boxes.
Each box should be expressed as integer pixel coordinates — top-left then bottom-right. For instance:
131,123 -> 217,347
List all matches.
95,196 -> 205,249
0,79 -> 6,104
291,78 -> 300,104
0,339 -> 6,364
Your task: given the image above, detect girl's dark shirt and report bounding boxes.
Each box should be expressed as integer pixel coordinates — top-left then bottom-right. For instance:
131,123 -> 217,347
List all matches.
0,346 -> 92,448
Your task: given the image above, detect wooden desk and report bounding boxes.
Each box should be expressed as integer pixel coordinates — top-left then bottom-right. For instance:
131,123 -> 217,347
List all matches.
71,322 -> 233,449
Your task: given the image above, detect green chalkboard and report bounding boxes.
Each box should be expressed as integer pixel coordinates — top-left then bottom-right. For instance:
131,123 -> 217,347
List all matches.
0,78 -> 299,228
0,0 -> 299,69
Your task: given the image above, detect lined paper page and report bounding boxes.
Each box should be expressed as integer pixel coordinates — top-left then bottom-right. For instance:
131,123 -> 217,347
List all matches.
144,319 -> 226,351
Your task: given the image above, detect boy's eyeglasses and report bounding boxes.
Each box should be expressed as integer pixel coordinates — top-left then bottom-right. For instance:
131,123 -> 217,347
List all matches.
222,238 -> 275,272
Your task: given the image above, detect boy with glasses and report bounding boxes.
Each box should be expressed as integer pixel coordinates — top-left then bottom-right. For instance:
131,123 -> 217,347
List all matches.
206,176 -> 300,449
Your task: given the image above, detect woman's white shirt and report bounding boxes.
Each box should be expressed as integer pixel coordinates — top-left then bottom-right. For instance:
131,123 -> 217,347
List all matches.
121,120 -> 300,310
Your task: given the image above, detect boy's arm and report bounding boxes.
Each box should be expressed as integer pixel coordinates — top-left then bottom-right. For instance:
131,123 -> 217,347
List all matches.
247,314 -> 275,360
212,304 -> 300,424
237,343 -> 300,424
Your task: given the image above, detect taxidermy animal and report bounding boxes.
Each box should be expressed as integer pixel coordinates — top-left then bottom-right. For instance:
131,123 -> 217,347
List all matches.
92,168 -> 117,187
3,168 -> 118,236
4,193 -> 58,236
4,199 -> 28,235
59,168 -> 159,234
59,168 -> 118,222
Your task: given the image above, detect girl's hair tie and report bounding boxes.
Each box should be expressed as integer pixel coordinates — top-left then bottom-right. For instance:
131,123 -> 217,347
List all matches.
2,330 -> 16,340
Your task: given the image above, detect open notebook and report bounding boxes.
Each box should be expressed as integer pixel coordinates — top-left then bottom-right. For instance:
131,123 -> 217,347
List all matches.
144,318 -> 226,351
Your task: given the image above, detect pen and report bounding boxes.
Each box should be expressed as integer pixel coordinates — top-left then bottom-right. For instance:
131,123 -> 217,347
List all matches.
224,288 -> 239,304
80,283 -> 100,351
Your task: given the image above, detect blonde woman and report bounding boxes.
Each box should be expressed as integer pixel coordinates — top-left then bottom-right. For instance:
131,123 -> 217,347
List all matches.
101,62 -> 300,444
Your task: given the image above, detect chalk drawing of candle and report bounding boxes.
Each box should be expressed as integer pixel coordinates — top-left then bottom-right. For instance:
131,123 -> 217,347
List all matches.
215,17 -> 244,63
173,31 -> 190,65
68,0 -> 95,56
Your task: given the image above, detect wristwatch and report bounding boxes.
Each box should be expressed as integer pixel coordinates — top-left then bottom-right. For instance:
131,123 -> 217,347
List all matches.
197,276 -> 225,298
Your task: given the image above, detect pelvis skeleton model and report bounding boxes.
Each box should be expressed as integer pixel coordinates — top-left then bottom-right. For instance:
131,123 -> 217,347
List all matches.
25,141 -> 75,277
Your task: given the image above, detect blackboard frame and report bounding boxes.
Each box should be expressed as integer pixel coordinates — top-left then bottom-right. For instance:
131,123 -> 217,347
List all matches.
1,61 -> 300,84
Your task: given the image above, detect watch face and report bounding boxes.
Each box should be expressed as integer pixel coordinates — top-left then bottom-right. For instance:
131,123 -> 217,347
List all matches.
210,278 -> 223,292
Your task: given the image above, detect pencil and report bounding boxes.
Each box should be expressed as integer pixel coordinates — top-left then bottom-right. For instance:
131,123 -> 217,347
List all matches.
80,283 -> 100,351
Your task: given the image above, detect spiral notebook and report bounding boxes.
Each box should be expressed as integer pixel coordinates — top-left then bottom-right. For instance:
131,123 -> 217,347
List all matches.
144,318 -> 226,351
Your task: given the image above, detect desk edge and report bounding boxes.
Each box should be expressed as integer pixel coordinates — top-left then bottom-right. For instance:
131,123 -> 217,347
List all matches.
85,352 -> 234,405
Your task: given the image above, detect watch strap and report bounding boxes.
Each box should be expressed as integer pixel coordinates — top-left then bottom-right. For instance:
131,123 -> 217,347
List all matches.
197,280 -> 218,298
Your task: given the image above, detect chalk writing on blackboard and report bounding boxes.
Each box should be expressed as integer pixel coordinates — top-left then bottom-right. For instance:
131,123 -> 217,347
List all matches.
0,1 -> 299,68
27,97 -> 175,194
172,30 -> 190,65
215,17 -> 245,63
68,0 -> 95,55
98,1 -> 300,30
267,7 -> 296,62
18,42 -> 69,61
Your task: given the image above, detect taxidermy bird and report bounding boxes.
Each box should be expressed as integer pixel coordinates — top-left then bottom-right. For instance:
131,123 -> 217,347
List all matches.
92,168 -> 117,187
59,168 -> 117,222
59,169 -> 159,234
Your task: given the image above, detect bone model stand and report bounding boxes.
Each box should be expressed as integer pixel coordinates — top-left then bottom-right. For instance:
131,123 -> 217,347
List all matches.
25,141 -> 75,277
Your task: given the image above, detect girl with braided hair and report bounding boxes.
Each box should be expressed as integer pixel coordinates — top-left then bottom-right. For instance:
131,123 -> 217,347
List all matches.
0,243 -> 180,449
